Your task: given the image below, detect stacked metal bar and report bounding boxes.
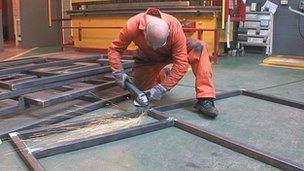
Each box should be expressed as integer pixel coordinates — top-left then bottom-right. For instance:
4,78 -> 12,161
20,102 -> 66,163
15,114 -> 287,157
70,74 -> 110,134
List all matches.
0,55 -> 133,137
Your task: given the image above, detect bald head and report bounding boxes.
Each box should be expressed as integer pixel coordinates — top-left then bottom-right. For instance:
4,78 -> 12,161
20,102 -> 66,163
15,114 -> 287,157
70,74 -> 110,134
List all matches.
145,15 -> 170,50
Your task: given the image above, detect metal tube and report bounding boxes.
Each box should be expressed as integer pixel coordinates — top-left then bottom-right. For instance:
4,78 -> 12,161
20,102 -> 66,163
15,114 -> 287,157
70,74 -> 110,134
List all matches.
32,119 -> 174,159
47,0 -> 52,27
243,91 -> 304,110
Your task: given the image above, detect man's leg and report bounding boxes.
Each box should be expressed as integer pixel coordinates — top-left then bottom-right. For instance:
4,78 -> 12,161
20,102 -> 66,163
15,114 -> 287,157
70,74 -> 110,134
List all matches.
186,38 -> 218,117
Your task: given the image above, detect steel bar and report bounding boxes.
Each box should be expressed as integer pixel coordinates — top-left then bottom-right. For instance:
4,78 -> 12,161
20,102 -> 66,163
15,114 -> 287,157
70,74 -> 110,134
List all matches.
154,90 -> 242,112
174,119 -> 304,171
23,70 -> 58,77
32,119 -> 174,159
0,59 -> 74,76
9,132 -> 45,171
0,74 -> 97,100
10,62 -> 132,90
0,57 -> 45,67
10,67 -> 109,90
18,110 -> 139,139
0,75 -> 38,89
216,90 -> 243,100
0,93 -> 129,139
23,81 -> 116,107
58,64 -> 100,73
243,91 -> 304,110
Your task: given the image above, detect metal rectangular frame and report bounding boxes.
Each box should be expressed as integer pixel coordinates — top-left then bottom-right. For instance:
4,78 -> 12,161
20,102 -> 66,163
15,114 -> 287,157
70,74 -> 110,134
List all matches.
9,90 -> 304,171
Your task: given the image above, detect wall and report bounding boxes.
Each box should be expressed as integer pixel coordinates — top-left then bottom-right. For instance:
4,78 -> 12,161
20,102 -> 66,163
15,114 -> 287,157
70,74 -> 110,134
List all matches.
0,11 -> 3,52
246,0 -> 304,56
20,0 -> 61,48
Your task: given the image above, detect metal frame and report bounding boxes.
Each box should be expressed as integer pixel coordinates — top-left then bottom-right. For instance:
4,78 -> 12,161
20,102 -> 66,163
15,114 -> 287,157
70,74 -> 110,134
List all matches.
9,90 -> 304,171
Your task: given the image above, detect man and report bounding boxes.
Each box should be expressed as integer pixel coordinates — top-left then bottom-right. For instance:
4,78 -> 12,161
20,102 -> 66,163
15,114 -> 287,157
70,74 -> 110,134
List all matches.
108,8 -> 219,117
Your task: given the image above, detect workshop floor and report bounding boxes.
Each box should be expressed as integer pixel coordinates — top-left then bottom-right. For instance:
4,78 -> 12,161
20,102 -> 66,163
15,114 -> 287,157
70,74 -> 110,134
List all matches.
0,51 -> 303,171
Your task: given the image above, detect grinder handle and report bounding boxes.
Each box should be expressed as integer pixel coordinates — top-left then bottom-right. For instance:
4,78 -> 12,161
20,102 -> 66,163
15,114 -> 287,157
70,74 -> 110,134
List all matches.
125,80 -> 143,97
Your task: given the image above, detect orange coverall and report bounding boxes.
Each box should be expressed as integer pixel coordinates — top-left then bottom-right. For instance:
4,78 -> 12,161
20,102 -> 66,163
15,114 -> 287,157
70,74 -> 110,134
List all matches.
108,8 -> 215,98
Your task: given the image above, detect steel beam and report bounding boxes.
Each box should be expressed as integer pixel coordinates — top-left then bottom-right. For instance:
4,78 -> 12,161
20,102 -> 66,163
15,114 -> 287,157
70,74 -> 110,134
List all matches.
9,62 -> 132,90
0,59 -> 74,76
0,75 -> 96,100
32,119 -> 174,159
23,81 -> 116,107
243,91 -> 304,110
9,132 -> 45,171
154,90 -> 242,112
0,98 -> 26,116
0,75 -> 38,89
0,57 -> 45,67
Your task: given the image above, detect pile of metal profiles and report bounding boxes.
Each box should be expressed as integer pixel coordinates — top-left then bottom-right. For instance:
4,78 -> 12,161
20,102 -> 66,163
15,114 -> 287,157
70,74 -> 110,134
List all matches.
8,90 -> 304,171
68,1 -> 221,16
0,55 -> 133,136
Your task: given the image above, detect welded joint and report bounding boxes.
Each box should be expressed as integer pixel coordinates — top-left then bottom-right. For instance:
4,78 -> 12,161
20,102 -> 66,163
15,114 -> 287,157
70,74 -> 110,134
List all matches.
239,89 -> 247,94
8,132 -> 19,137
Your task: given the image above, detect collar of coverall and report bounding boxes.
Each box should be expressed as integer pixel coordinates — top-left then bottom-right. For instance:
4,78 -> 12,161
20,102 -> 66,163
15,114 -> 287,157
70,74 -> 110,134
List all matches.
139,8 -> 166,30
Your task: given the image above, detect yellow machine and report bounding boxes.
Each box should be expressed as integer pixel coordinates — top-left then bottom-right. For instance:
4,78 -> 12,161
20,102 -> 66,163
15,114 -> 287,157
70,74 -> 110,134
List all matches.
67,0 -> 230,60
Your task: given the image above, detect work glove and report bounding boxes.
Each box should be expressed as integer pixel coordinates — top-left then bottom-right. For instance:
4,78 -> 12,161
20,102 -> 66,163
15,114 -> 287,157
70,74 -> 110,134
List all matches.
113,70 -> 131,89
148,84 -> 167,100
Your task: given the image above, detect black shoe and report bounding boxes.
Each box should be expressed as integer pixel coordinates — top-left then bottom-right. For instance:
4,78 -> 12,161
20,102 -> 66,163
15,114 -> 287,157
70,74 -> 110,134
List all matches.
194,99 -> 219,118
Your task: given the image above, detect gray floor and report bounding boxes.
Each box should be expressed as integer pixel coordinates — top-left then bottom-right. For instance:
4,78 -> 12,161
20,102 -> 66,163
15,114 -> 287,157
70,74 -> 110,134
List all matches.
0,53 -> 303,171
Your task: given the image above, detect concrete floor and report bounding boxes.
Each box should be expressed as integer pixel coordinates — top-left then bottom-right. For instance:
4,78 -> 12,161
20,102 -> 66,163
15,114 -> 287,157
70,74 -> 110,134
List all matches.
0,52 -> 303,171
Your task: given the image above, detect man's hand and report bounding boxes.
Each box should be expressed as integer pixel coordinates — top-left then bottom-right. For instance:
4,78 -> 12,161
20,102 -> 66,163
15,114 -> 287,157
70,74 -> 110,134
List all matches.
148,84 -> 167,100
113,70 -> 131,89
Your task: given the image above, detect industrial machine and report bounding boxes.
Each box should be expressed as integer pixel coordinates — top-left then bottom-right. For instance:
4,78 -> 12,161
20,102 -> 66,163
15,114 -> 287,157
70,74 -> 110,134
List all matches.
57,0 -> 245,62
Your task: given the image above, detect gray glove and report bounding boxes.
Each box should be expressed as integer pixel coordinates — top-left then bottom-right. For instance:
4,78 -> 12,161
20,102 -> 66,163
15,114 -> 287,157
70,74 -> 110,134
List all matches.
148,84 -> 167,100
113,70 -> 131,89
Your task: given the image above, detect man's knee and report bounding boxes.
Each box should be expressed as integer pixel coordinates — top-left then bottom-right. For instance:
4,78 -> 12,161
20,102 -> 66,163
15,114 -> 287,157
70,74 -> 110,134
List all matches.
192,42 -> 203,53
187,39 -> 204,54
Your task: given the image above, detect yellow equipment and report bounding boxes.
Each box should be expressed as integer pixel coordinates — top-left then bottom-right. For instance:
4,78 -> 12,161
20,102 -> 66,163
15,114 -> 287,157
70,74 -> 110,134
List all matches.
66,0 -> 230,61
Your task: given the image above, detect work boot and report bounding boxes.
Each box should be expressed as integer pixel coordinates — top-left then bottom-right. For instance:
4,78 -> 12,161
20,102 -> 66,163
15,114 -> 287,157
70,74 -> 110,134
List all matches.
194,98 -> 219,118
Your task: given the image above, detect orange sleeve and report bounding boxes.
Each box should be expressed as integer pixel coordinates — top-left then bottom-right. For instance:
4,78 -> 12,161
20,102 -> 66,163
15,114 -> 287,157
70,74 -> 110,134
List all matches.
161,23 -> 189,90
108,19 -> 136,72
